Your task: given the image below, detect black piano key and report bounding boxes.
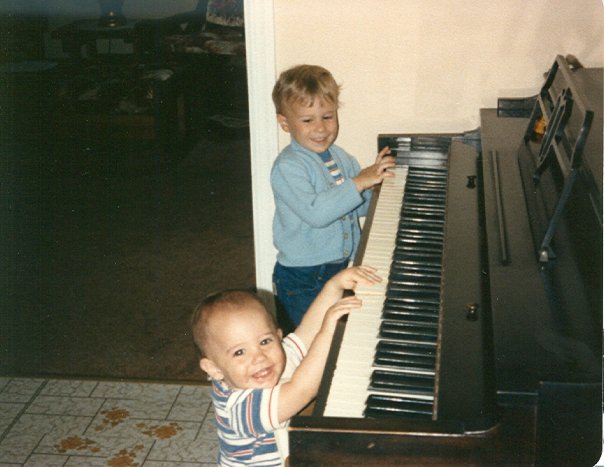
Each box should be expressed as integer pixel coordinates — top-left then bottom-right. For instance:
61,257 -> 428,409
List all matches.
389,266 -> 441,278
407,173 -> 447,181
408,165 -> 447,174
386,287 -> 441,301
364,394 -> 433,419
381,309 -> 439,324
399,216 -> 445,227
408,173 -> 447,181
386,287 -> 440,304
394,249 -> 443,263
408,165 -> 447,175
382,306 -> 439,323
379,320 -> 438,343
383,296 -> 440,310
382,307 -> 438,325
387,281 -> 441,295
392,252 -> 442,267
407,179 -> 446,186
402,204 -> 445,215
403,201 -> 445,211
374,354 -> 435,371
408,171 -> 447,180
391,260 -> 442,275
399,220 -> 445,235
369,369 -> 435,395
396,235 -> 444,249
380,317 -> 439,333
404,189 -> 446,200
386,286 -> 441,300
401,209 -> 445,222
405,181 -> 445,188
377,339 -> 437,358
395,242 -> 443,257
388,271 -> 441,287
405,187 -> 446,197
387,277 -> 441,291
397,230 -> 444,243
402,201 -> 446,213
395,241 -> 443,252
384,294 -> 440,307
397,234 -> 444,246
374,341 -> 436,371
389,264 -> 441,278
393,248 -> 442,259
383,300 -> 439,318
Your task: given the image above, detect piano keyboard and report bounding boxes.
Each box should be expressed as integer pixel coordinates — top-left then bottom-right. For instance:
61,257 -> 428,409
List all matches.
323,165 -> 448,419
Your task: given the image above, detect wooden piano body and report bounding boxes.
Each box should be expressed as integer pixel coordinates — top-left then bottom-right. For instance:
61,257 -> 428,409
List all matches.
288,55 -> 603,466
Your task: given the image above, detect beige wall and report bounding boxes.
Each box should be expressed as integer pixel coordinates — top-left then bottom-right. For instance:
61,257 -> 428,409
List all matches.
273,0 -> 604,165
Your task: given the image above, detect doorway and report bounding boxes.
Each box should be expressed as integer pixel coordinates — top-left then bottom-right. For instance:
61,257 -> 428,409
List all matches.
1,2 -> 257,382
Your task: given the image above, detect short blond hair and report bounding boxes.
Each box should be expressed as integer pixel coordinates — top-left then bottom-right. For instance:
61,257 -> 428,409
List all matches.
272,64 -> 341,115
191,289 -> 274,357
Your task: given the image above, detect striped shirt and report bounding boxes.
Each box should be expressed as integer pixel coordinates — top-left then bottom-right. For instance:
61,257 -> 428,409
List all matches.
318,150 -> 345,185
210,334 -> 307,466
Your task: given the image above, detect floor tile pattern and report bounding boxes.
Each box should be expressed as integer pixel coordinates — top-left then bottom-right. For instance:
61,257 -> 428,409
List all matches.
0,378 -> 218,466
4,377 -> 602,466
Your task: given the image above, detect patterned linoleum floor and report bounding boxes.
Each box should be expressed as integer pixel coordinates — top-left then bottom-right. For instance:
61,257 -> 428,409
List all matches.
0,377 -> 217,466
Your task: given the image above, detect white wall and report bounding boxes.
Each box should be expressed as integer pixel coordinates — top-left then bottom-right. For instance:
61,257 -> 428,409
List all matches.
274,0 -> 604,163
249,0 -> 603,296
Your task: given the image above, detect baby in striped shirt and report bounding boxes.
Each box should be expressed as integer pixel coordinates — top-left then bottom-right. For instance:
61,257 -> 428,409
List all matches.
191,265 -> 381,466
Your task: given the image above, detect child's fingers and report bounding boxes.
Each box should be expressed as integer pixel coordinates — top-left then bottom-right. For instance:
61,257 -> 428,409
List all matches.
374,147 -> 389,164
329,297 -> 363,316
377,146 -> 391,159
336,295 -> 363,306
336,265 -> 383,291
354,265 -> 383,283
324,297 -> 362,322
376,158 -> 396,178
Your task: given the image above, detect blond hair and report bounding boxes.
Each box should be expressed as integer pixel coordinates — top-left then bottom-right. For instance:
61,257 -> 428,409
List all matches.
272,64 -> 341,114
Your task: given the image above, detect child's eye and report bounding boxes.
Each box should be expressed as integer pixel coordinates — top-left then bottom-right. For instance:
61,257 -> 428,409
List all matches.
233,349 -> 244,357
260,337 -> 273,346
323,115 -> 333,120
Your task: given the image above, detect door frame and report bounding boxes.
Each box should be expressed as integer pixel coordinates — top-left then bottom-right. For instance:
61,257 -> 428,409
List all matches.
244,0 -> 278,304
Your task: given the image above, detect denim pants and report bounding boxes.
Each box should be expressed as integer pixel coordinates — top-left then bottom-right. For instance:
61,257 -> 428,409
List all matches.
273,260 -> 349,332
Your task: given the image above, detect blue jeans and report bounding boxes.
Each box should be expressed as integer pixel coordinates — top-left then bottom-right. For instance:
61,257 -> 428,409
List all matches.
273,260 -> 348,332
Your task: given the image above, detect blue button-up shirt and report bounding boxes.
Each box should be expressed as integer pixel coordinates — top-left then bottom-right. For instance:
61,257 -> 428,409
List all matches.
271,139 -> 372,267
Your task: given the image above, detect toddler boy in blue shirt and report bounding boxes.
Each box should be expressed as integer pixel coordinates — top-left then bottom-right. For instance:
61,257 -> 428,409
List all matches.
271,64 -> 396,330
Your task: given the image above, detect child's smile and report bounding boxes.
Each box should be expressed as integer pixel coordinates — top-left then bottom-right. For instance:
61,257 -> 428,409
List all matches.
251,365 -> 278,386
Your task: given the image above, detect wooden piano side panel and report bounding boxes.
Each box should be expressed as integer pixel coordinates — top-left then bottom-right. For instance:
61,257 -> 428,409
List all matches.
288,405 -> 536,466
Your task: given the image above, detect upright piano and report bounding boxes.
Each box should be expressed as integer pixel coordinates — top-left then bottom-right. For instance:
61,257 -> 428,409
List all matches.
289,55 -> 603,466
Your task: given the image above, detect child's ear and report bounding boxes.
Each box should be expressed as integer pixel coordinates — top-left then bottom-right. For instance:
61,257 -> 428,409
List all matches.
277,114 -> 290,133
200,357 -> 223,381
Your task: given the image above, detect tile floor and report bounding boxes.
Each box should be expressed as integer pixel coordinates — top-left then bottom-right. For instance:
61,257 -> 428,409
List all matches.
0,377 -> 218,466
2,377 -> 603,467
